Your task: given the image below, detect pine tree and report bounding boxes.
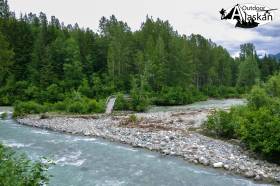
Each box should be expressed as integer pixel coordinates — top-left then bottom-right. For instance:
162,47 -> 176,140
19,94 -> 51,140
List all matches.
0,31 -> 14,85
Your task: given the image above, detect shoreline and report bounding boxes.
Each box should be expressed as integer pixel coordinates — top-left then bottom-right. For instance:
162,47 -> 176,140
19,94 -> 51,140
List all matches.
17,109 -> 280,185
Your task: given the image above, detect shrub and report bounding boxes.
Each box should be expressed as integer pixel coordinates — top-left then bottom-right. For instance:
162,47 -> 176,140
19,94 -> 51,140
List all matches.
128,114 -> 138,124
247,86 -> 271,109
0,112 -> 7,119
155,87 -> 191,106
265,73 -> 280,97
67,101 -> 87,114
204,74 -> 280,162
114,93 -> 131,111
203,109 -> 236,139
87,99 -> 104,113
0,144 -> 50,186
236,107 -> 280,158
203,86 -> 239,98
13,101 -> 46,117
131,92 -> 149,112
45,84 -> 64,103
53,101 -> 68,111
154,87 -> 207,106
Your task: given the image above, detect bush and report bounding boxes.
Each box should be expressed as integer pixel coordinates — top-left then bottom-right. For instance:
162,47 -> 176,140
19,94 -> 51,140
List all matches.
87,99 -> 105,113
128,114 -> 138,124
44,84 -> 64,103
203,86 -> 239,98
154,87 -> 191,106
13,96 -> 105,116
0,112 -> 8,119
203,109 -> 236,139
13,101 -> 46,117
204,74 -> 280,161
53,101 -> 68,111
67,101 -> 87,114
114,93 -> 131,111
131,91 -> 150,112
0,144 -> 50,186
247,86 -> 271,109
154,87 -> 207,106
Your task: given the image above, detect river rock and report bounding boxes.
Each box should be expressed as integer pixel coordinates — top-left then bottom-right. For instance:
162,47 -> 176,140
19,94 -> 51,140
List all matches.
254,175 -> 261,181
244,171 -> 255,178
223,164 -> 230,170
213,162 -> 223,168
199,157 -> 209,165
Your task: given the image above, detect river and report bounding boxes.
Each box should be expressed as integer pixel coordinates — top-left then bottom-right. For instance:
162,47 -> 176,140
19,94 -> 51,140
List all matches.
0,100 -> 271,186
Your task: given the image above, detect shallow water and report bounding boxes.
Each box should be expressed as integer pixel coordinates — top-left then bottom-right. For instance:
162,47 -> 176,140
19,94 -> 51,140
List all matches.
0,100 -> 270,186
148,98 -> 246,112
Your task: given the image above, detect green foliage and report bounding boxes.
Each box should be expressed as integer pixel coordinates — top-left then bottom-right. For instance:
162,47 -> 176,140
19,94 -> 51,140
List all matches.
14,101 -> 46,117
130,91 -> 149,112
0,144 -> 50,186
13,94 -> 105,116
0,31 -> 14,86
154,87 -> 207,106
203,86 -> 239,98
247,86 -> 271,109
0,1 -> 278,114
0,112 -> 7,119
154,87 -> 191,106
114,93 -> 130,111
265,73 -> 280,97
237,48 -> 260,88
204,74 -> 280,161
67,101 -> 87,114
203,109 -> 239,139
128,114 -> 138,124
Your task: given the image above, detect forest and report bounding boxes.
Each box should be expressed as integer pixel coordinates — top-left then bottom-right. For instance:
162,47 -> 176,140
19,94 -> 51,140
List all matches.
1,0 -> 280,183
0,0 -> 279,115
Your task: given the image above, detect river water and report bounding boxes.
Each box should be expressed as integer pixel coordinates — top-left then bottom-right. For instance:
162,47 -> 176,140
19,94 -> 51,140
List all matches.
0,100 -> 270,186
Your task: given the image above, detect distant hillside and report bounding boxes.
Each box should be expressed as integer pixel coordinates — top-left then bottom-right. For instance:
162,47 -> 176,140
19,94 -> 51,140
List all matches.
269,53 -> 280,60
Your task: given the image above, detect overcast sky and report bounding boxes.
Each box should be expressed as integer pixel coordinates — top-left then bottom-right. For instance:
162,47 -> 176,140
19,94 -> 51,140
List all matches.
8,0 -> 280,57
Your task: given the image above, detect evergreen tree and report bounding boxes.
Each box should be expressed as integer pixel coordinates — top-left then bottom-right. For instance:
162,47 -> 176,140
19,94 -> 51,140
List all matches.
0,31 -> 13,85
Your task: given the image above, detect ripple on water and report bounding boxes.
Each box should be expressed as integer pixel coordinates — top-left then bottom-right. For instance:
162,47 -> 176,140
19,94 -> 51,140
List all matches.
71,137 -> 96,142
115,145 -> 138,152
55,150 -> 86,167
1,140 -> 33,148
31,130 -> 50,135
96,179 -> 126,186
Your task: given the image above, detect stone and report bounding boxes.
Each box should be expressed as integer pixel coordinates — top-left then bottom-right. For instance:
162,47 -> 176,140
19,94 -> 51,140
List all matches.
199,157 -> 209,166
213,162 -> 223,168
244,171 -> 255,178
223,164 -> 230,170
254,175 -> 261,181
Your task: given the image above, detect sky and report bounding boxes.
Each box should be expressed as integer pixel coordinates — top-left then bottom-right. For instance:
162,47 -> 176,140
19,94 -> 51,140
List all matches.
8,0 -> 280,57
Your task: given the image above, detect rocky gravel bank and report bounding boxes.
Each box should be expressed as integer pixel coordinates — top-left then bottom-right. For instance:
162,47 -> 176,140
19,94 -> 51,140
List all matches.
17,109 -> 280,184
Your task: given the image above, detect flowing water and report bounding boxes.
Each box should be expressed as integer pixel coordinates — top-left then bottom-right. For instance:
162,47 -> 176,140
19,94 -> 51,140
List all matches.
0,100 -> 270,186
148,98 -> 246,112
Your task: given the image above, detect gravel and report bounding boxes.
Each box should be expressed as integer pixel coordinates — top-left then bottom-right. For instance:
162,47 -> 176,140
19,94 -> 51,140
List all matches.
17,109 -> 280,184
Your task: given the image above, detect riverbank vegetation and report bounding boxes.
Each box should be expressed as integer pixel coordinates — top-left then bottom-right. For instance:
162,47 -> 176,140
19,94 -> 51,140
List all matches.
203,73 -> 280,163
0,143 -> 50,185
0,0 -> 279,115
13,91 -> 105,116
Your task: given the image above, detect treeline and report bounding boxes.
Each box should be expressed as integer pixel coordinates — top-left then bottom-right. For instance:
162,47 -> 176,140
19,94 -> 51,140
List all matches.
0,0 -> 279,113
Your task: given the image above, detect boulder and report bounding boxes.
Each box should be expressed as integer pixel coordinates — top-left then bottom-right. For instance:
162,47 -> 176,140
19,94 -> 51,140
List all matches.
213,162 -> 223,168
